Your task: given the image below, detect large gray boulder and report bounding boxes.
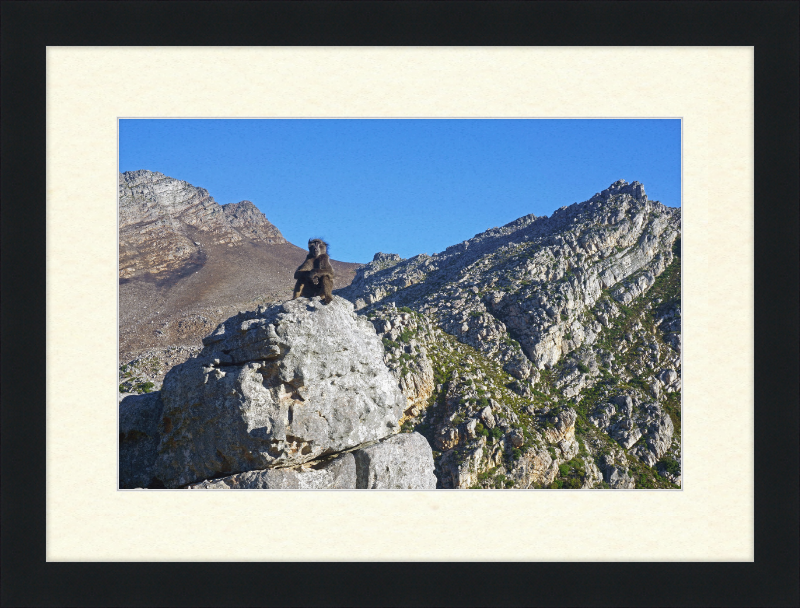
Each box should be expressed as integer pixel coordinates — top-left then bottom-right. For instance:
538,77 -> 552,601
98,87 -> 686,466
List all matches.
153,296 -> 407,488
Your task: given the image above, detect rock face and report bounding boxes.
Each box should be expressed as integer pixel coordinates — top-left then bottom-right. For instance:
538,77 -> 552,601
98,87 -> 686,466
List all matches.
222,200 -> 286,243
120,296 -> 438,489
509,448 -> 558,489
151,296 -> 407,488
543,408 -> 580,461
338,180 -> 679,374
367,307 -> 436,420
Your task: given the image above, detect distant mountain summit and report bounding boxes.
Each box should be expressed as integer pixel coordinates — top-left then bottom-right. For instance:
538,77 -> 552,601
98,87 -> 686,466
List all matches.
590,178 -> 648,202
221,200 -> 285,243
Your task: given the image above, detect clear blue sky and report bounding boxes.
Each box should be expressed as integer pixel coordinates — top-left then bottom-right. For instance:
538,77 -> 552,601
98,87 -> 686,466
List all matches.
119,119 -> 680,263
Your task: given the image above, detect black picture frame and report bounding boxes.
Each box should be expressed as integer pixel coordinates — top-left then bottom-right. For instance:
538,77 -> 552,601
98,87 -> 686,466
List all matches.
2,2 -> 797,606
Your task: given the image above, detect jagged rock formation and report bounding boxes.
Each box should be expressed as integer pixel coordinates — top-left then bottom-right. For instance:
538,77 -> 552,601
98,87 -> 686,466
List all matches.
119,296 -> 436,489
338,180 -> 681,489
118,170 -> 362,361
361,304 -> 590,489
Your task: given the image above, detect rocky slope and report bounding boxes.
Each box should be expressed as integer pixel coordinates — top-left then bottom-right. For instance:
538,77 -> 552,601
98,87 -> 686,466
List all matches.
118,170 -> 362,365
338,180 -> 681,488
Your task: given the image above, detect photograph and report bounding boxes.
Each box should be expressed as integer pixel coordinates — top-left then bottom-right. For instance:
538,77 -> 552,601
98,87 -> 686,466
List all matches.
4,0 -> 796,601
118,118 -> 682,491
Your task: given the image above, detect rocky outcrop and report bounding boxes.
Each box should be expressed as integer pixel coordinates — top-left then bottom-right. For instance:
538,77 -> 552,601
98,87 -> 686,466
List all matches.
437,439 -> 491,489
589,393 -> 675,468
222,200 -> 285,243
186,432 -> 437,489
152,297 -> 405,488
581,458 -> 604,489
509,448 -> 559,488
629,403 -> 675,467
542,407 -> 580,461
120,296 -> 437,489
605,465 -> 636,489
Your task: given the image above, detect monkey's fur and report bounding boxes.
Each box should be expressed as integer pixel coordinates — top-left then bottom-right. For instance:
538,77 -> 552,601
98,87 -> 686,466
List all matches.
293,238 -> 335,304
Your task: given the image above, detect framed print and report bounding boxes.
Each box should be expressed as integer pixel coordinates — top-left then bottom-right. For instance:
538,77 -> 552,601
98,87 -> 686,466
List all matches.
2,2 -> 797,606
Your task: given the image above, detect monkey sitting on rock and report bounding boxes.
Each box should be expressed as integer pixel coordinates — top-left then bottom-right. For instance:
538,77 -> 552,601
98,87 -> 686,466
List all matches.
292,238 -> 335,304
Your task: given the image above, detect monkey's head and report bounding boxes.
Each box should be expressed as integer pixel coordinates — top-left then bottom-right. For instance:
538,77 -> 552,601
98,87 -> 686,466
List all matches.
308,238 -> 328,257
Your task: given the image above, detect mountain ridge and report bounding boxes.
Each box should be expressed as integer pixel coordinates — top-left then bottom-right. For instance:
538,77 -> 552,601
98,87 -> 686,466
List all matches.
335,178 -> 681,488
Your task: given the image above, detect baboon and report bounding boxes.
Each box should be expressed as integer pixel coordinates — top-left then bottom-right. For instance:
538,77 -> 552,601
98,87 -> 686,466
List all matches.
293,238 -> 335,304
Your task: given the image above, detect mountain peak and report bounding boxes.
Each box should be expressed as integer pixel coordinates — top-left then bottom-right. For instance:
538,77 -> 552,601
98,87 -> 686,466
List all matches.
222,199 -> 256,210
373,252 -> 402,262
222,200 -> 285,243
593,179 -> 647,202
